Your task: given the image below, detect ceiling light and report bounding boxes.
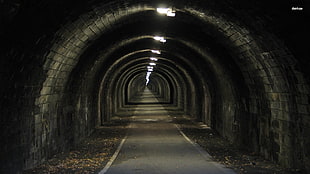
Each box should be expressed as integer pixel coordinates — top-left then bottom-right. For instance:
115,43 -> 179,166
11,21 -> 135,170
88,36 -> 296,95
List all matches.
147,66 -> 154,71
157,8 -> 176,17
167,10 -> 176,17
153,36 -> 166,43
151,50 -> 161,54
150,57 -> 158,61
157,8 -> 169,14
149,62 -> 156,66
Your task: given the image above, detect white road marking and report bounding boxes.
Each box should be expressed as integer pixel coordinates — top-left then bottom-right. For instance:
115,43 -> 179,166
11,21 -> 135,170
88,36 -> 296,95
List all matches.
175,124 -> 213,160
175,124 -> 236,174
98,136 -> 128,174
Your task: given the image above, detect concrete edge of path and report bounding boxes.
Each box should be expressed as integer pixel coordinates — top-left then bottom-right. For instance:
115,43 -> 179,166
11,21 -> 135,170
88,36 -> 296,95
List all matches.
175,124 -> 236,174
98,136 -> 128,174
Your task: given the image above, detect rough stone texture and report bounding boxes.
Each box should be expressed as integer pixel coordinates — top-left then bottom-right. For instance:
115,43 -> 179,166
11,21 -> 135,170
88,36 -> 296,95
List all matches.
0,0 -> 308,173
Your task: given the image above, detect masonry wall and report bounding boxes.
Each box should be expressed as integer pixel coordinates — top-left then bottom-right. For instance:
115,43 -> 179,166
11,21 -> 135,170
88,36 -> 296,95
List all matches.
0,0 -> 308,173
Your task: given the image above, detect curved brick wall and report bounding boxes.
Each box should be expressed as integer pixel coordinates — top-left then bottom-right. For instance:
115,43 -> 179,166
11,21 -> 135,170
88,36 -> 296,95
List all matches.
0,0 -> 308,173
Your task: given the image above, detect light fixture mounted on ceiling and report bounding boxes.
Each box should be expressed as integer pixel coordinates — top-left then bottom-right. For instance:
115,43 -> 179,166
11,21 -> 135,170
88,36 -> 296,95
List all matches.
151,50 -> 161,54
156,7 -> 176,17
150,57 -> 158,61
145,71 -> 152,85
153,36 -> 166,43
147,66 -> 154,71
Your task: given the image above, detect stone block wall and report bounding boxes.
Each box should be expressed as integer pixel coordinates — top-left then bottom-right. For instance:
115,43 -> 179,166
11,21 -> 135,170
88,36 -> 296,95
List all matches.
0,0 -> 308,173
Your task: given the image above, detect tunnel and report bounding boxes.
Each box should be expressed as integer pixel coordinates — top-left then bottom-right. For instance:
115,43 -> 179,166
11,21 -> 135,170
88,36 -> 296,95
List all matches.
0,0 -> 309,173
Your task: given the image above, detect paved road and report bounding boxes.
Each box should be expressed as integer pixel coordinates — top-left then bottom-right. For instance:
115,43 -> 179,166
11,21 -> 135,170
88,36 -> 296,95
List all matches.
100,115 -> 235,174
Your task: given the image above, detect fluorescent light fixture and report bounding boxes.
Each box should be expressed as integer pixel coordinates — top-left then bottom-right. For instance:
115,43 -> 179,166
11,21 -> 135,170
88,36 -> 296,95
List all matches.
157,8 -> 169,14
149,62 -> 156,66
151,50 -> 161,54
150,57 -> 158,61
147,66 -> 153,69
157,8 -> 176,17
167,10 -> 176,17
153,36 -> 166,43
146,78 -> 149,85
145,71 -> 152,85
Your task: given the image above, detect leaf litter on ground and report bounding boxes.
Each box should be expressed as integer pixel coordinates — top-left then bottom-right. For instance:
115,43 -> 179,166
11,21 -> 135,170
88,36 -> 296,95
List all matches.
173,117 -> 305,174
23,120 -> 128,174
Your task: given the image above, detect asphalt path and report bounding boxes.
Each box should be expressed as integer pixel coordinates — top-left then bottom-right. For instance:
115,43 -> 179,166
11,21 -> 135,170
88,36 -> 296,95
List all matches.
100,115 -> 236,174
100,88 -> 235,174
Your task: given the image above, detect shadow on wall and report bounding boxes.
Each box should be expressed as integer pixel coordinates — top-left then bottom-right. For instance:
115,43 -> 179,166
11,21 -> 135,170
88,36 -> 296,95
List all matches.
0,0 -> 309,173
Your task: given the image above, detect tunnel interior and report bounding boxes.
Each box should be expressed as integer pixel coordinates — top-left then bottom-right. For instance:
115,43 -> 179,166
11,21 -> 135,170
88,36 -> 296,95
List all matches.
0,0 -> 309,173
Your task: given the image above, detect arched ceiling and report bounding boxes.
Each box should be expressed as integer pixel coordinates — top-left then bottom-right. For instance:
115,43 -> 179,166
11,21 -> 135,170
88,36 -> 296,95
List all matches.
0,0 -> 309,173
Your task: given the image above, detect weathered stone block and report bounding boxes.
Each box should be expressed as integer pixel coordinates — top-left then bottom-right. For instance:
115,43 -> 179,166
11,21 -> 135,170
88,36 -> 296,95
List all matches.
272,120 -> 279,128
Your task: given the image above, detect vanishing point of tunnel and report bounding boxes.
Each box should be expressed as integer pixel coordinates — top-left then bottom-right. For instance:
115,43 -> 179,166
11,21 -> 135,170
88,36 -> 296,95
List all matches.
0,0 -> 309,173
